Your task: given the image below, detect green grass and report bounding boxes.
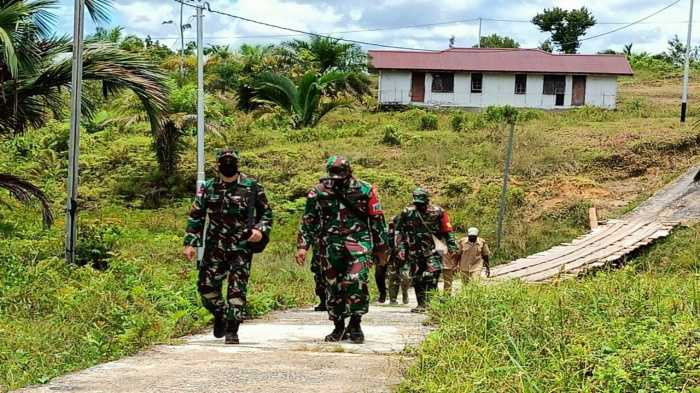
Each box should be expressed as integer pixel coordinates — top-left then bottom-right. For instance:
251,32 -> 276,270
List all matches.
399,225 -> 700,392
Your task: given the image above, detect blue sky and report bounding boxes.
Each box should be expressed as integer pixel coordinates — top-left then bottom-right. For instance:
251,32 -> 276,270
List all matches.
55,0 -> 696,54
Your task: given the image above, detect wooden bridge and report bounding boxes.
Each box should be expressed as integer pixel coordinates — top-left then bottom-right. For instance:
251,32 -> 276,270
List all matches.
490,165 -> 700,282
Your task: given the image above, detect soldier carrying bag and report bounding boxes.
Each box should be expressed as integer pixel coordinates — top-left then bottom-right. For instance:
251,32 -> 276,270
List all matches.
243,182 -> 269,254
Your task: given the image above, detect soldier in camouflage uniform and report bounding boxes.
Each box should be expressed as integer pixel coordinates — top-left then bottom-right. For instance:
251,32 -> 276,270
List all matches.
386,215 -> 411,305
396,187 -> 457,313
183,149 -> 273,344
296,156 -> 388,344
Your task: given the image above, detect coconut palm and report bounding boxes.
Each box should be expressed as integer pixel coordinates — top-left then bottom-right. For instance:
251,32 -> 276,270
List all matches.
0,0 -> 167,135
255,71 -> 350,128
0,0 -> 169,218
0,173 -> 53,227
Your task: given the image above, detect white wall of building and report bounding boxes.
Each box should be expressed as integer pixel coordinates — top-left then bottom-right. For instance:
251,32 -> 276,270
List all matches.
378,70 -> 412,104
378,71 -> 619,109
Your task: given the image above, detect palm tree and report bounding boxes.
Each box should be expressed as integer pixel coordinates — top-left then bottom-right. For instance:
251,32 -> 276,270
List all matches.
0,0 -> 169,218
0,1 -> 167,135
281,36 -> 366,73
255,71 -> 350,128
0,173 -> 53,227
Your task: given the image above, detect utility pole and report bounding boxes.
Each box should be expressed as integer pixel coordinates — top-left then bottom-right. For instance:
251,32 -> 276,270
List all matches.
65,0 -> 85,264
477,17 -> 482,48
180,0 -> 185,79
195,1 -> 206,262
496,122 -> 515,249
681,0 -> 694,123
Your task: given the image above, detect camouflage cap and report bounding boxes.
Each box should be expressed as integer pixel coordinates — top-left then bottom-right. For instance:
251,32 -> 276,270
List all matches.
412,187 -> 430,204
325,155 -> 352,179
216,148 -> 240,162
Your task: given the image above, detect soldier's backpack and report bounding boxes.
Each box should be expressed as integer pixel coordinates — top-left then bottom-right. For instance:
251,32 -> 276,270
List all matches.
243,182 -> 270,254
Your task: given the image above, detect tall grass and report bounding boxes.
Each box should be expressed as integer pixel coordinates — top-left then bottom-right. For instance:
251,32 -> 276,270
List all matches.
400,225 -> 700,392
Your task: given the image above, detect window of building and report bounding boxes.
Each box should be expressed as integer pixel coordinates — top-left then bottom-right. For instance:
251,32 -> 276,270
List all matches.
431,73 -> 454,93
543,75 -> 566,95
471,73 -> 483,93
514,74 -> 527,94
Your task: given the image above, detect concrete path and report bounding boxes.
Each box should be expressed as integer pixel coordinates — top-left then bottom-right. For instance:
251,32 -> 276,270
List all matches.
490,164 -> 700,282
17,297 -> 428,393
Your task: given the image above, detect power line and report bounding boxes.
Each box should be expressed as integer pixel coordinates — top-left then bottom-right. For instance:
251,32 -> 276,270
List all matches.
147,3 -> 689,43
174,0 -> 682,53
175,0 -> 440,51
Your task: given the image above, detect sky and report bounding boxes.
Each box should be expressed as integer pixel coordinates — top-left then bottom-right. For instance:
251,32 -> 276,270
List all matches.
53,0 -> 697,54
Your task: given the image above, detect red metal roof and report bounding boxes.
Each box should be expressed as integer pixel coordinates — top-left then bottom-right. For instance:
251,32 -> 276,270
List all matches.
368,48 -> 633,76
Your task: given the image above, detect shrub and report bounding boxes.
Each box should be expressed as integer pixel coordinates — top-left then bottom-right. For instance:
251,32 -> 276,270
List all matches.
450,112 -> 466,132
381,124 -> 403,146
420,112 -> 438,130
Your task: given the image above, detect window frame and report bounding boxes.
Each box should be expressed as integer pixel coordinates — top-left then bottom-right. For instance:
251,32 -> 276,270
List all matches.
514,74 -> 527,95
543,75 -> 566,95
471,73 -> 483,93
431,72 -> 455,93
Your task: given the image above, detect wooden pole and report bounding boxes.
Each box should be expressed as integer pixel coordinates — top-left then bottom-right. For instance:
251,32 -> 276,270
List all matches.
588,207 -> 599,230
496,122 -> 515,249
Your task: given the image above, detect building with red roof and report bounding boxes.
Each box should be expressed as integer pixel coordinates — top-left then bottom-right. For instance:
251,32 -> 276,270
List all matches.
368,47 -> 633,109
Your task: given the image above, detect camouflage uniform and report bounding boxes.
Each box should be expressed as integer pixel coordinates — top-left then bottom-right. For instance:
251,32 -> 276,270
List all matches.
310,247 -> 327,309
396,188 -> 457,309
297,157 -> 388,324
386,215 -> 411,304
184,150 -> 273,323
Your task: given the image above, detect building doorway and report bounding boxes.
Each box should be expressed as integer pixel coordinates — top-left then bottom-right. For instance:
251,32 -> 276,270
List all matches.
411,72 -> 425,102
572,75 -> 586,106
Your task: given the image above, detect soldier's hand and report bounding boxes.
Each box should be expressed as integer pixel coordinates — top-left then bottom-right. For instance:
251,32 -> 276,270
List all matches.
248,229 -> 263,243
398,250 -> 406,261
295,248 -> 307,266
183,246 -> 196,262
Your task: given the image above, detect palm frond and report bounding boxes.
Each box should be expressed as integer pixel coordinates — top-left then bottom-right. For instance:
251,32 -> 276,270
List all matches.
0,173 -> 53,227
254,71 -> 297,113
84,0 -> 111,24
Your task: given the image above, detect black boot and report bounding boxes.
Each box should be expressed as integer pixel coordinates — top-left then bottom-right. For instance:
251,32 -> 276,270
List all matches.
377,292 -> 386,304
411,283 -> 426,313
348,315 -> 364,344
225,320 -> 240,344
325,319 -> 346,342
213,312 -> 226,338
314,294 -> 328,311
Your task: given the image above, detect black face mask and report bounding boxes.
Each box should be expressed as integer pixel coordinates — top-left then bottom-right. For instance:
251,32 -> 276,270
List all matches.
219,163 -> 238,177
468,235 -> 477,243
414,203 -> 428,212
322,177 -> 350,191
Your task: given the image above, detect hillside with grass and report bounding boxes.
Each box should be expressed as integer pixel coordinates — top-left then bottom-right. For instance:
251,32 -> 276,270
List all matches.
1,5 -> 699,389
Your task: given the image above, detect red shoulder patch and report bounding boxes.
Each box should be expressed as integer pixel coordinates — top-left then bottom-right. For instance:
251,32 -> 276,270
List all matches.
367,185 -> 384,216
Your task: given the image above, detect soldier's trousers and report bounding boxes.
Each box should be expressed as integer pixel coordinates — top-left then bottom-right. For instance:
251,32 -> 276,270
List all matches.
387,261 -> 411,301
323,246 -> 370,322
375,264 -> 387,297
310,254 -> 326,301
410,253 -> 443,306
197,248 -> 252,322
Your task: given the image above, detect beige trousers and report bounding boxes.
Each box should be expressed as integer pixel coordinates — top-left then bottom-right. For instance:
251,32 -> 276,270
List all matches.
443,269 -> 481,294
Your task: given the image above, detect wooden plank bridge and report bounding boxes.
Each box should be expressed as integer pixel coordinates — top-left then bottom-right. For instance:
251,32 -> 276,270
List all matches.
490,165 -> 700,282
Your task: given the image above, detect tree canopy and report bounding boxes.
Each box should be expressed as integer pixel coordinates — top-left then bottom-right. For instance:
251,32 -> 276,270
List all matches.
474,34 -> 520,49
532,7 -> 596,53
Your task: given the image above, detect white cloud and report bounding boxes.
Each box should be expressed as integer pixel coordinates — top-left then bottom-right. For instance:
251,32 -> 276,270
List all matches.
71,0 -> 695,54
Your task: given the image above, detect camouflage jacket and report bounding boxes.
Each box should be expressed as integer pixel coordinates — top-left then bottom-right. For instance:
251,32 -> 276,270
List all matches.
297,178 -> 388,255
396,205 -> 458,257
184,174 -> 273,252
